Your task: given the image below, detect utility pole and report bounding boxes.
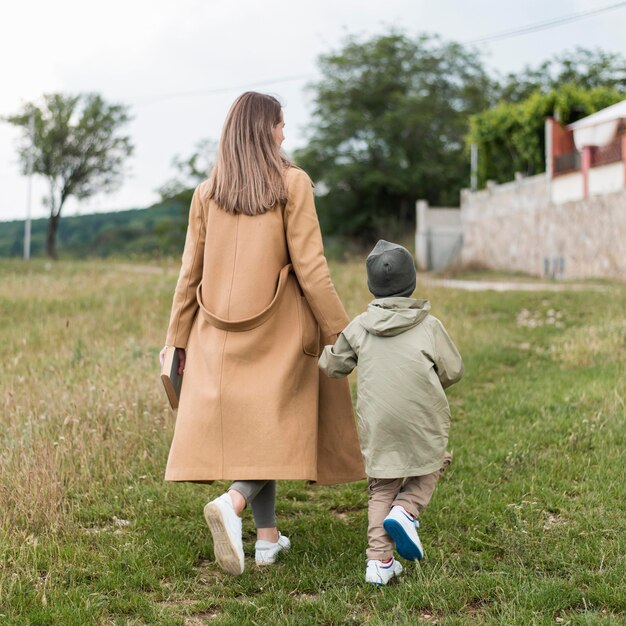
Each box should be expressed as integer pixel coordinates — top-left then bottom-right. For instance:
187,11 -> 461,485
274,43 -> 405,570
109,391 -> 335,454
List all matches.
23,108 -> 35,260
470,143 -> 478,192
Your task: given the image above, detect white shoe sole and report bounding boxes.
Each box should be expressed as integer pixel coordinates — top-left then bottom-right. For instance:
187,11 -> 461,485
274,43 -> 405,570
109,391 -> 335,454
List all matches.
203,502 -> 244,576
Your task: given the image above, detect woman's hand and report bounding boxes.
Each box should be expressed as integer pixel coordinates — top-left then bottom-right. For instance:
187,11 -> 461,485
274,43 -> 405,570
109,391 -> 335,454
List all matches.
159,345 -> 168,368
159,346 -> 187,375
176,348 -> 186,375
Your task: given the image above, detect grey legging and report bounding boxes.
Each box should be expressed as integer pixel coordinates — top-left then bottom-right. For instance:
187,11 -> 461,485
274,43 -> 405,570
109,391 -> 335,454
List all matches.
229,480 -> 276,529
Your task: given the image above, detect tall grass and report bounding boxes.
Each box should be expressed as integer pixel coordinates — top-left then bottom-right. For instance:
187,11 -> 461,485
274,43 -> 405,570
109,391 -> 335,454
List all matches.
1,258 -> 624,625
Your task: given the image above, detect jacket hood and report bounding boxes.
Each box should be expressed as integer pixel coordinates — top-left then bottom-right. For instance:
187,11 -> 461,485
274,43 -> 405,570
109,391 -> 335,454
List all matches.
361,297 -> 431,337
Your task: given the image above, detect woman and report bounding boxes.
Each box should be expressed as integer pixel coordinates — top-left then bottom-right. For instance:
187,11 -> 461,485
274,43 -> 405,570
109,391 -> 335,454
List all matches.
159,92 -> 364,576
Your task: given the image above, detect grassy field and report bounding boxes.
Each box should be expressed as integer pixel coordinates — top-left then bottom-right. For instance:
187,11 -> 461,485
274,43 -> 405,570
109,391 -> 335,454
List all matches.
0,258 -> 624,625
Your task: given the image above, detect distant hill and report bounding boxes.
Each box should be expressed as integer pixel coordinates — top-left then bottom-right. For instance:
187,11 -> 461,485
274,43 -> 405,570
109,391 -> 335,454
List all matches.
0,196 -> 190,258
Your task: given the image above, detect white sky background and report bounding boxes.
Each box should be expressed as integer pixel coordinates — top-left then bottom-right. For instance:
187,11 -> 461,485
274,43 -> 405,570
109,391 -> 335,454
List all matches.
1,0 -> 625,221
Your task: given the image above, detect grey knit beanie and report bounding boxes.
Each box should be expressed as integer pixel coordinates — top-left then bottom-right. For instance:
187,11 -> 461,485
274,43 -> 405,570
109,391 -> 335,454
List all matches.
366,240 -> 416,298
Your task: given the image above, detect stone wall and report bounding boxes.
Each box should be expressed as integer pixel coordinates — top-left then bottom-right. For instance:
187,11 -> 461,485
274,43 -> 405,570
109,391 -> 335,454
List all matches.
460,174 -> 626,280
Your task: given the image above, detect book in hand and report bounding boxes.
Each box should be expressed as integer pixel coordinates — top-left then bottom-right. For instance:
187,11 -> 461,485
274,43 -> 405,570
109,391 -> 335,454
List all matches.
161,346 -> 183,409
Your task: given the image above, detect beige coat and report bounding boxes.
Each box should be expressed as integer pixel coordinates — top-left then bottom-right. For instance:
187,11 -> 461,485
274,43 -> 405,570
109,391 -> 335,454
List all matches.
319,297 -> 463,478
163,167 -> 364,484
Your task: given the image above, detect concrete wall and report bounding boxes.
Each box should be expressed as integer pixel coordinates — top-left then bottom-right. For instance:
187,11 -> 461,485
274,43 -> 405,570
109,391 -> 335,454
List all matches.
461,175 -> 626,280
415,200 -> 462,271
550,163 -> 624,204
589,162 -> 624,196
551,171 -> 583,204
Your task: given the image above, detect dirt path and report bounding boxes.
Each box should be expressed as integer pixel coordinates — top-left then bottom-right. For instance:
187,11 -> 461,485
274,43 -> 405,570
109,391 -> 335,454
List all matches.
114,263 -> 614,292
420,277 -> 611,292
113,263 -> 177,275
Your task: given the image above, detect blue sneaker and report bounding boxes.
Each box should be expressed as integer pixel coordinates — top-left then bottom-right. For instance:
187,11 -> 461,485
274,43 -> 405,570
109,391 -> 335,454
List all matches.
383,506 -> 424,561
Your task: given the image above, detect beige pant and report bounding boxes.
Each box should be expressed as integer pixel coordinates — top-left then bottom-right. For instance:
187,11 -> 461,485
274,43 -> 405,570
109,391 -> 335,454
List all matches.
366,452 -> 452,561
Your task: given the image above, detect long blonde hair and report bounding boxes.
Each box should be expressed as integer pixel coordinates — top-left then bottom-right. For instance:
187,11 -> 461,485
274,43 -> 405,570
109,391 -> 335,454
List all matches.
207,92 -> 292,215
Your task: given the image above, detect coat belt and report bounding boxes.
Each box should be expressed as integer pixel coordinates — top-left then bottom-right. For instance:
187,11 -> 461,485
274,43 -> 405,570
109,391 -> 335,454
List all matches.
196,264 -> 294,332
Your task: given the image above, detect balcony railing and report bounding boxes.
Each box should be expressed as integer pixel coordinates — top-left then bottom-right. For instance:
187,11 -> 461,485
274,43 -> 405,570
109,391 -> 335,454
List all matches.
591,137 -> 623,167
554,150 -> 581,174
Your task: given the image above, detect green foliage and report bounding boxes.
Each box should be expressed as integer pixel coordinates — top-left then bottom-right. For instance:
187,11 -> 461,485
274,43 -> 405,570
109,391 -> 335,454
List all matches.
4,93 -> 134,258
0,200 -> 188,259
294,31 -> 494,240
468,85 -> 624,187
152,138 -> 217,251
157,138 -> 216,203
499,47 -> 626,103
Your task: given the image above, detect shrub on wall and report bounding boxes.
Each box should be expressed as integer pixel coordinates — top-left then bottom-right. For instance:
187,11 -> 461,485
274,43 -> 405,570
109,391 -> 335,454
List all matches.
467,85 -> 624,188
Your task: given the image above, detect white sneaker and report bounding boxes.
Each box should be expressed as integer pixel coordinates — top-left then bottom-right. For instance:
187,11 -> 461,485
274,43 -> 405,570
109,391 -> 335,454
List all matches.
203,493 -> 245,575
255,532 -> 291,565
365,558 -> 403,585
383,506 -> 424,561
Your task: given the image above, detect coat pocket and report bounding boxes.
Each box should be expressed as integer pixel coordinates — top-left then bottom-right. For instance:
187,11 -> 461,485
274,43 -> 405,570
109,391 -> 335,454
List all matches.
298,294 -> 321,357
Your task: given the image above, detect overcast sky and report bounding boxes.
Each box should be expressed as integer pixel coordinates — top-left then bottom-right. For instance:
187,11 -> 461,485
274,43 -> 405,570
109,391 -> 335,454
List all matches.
1,0 -> 625,222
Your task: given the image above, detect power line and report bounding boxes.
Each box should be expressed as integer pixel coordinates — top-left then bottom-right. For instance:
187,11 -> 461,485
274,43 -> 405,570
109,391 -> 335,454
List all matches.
466,1 -> 626,45
128,73 -> 315,107
125,2 -> 626,107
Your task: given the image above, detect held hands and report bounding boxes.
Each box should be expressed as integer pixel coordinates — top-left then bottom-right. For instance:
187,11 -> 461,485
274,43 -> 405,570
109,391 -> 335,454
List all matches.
159,346 -> 186,375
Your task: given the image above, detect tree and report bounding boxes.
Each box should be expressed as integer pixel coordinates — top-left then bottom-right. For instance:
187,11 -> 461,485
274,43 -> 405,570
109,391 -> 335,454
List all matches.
468,85 -> 624,187
156,139 -> 216,252
294,31 -> 494,240
498,47 -> 626,103
157,138 -> 216,205
6,93 -> 134,258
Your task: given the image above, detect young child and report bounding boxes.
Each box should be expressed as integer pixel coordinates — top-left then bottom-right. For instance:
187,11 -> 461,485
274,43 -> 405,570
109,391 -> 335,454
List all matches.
319,240 -> 463,586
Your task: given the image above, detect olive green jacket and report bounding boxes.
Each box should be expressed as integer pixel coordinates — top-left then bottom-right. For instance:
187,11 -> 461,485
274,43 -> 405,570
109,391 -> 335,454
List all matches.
319,297 -> 463,478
